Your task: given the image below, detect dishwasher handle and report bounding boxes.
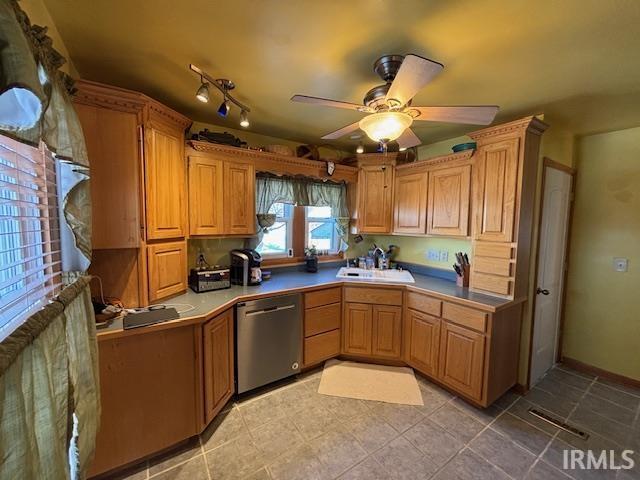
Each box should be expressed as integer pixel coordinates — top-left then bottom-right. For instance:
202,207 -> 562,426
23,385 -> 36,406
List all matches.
245,304 -> 296,317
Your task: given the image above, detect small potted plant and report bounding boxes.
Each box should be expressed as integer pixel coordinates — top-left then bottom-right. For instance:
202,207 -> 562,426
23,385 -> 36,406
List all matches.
304,246 -> 318,273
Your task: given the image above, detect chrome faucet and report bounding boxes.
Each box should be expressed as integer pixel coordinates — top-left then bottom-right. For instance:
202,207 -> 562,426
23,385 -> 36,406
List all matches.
372,246 -> 388,270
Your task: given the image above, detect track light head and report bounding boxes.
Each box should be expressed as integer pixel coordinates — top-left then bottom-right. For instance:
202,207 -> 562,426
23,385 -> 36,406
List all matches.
195,82 -> 209,103
399,146 -> 407,152
240,109 -> 249,128
217,99 -> 230,117
356,142 -> 364,154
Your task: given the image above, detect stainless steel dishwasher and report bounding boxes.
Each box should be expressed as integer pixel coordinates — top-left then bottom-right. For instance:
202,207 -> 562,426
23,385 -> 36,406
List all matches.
236,293 -> 302,394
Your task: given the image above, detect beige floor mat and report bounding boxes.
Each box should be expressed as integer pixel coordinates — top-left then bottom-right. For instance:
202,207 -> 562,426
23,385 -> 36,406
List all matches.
317,359 -> 424,406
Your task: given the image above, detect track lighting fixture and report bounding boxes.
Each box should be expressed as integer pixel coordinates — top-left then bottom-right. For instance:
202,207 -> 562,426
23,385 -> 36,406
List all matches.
195,81 -> 209,103
190,64 -> 251,125
240,109 -> 250,128
356,142 -> 364,154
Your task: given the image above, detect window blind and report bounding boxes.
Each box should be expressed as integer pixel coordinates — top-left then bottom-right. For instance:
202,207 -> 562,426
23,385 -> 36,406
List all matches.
0,135 -> 62,339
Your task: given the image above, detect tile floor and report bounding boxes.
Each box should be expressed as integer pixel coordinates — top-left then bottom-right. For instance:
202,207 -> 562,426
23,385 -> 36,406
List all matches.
107,364 -> 640,480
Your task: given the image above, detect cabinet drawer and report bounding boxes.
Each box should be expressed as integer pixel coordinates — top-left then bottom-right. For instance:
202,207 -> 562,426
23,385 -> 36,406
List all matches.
406,292 -> 442,316
304,330 -> 340,366
442,302 -> 487,332
474,257 -> 512,277
305,287 -> 342,309
471,272 -> 513,296
474,242 -> 513,259
344,287 -> 403,306
305,303 -> 341,337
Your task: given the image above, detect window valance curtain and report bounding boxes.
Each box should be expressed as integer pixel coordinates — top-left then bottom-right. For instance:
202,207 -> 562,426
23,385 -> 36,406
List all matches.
0,277 -> 100,479
0,0 -> 90,262
255,173 -> 350,251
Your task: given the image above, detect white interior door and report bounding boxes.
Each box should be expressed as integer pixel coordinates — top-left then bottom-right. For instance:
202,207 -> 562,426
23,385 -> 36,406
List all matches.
530,166 -> 573,386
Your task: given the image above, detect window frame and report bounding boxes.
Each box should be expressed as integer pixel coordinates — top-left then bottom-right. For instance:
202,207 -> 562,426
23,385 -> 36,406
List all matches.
256,202 -> 294,258
305,206 -> 339,255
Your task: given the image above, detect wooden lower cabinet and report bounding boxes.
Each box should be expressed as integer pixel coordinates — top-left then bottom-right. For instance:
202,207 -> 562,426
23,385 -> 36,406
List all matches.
438,321 -> 485,401
404,309 -> 441,377
305,330 -> 340,365
203,309 -> 235,424
371,305 -> 402,358
343,302 -> 372,355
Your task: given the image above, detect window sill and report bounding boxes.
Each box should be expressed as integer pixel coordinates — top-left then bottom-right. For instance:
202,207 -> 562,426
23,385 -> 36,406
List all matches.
261,253 -> 344,268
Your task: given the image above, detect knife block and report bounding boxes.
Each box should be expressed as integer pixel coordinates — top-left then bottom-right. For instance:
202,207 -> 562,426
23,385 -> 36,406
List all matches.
456,265 -> 470,288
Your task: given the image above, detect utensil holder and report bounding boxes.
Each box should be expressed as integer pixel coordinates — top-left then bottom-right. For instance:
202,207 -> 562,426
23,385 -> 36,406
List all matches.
456,265 -> 470,288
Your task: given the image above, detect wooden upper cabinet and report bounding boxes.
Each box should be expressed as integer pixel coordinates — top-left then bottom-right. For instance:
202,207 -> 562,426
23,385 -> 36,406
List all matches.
438,321 -> 485,401
203,309 -> 235,424
371,305 -> 402,359
358,165 -> 394,233
473,138 -> 520,242
74,103 -> 141,249
145,125 -> 186,240
405,309 -> 440,376
147,241 -> 187,302
393,171 -> 428,234
188,156 -> 224,235
223,162 -> 255,235
343,303 -> 372,355
427,164 -> 471,237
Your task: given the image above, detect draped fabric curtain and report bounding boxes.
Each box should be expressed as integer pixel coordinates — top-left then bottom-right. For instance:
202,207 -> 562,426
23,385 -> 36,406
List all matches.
254,174 -> 350,251
0,277 -> 100,480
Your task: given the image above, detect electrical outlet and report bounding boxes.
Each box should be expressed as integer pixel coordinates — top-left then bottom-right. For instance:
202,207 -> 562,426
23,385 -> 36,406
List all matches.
613,257 -> 628,272
427,249 -> 439,261
439,250 -> 449,262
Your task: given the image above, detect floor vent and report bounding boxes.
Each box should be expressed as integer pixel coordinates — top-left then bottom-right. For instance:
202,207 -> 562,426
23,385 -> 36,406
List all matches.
528,408 -> 589,440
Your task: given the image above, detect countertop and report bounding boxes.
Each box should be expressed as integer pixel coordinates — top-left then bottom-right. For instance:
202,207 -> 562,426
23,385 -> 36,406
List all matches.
97,267 -> 520,341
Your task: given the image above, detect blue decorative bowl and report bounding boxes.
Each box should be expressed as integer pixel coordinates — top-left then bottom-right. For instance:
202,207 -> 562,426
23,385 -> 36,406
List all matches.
452,142 -> 477,153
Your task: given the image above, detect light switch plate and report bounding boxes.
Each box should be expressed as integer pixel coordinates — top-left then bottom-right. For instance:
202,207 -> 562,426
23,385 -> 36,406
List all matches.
439,250 -> 449,262
427,249 -> 439,261
613,257 -> 628,272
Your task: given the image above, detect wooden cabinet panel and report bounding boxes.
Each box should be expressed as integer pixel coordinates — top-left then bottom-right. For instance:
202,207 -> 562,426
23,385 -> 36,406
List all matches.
404,309 -> 440,376
90,327 -> 197,477
305,330 -> 340,366
438,321 -> 485,401
147,241 -> 187,301
305,287 -> 342,309
358,165 -> 394,233
75,103 -> 141,248
393,171 -> 427,234
343,303 -> 372,355
145,126 -> 186,240
344,287 -> 403,306
473,138 -> 520,242
473,256 -> 512,277
406,292 -> 442,317
224,162 -> 255,234
305,303 -> 341,337
203,309 -> 234,424
442,302 -> 488,333
470,272 -> 512,296
427,164 -> 471,236
372,305 -> 402,359
188,156 -> 224,235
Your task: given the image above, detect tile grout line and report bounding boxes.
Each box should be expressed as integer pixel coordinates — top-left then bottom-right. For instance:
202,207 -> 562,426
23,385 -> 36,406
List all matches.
199,434 -> 212,480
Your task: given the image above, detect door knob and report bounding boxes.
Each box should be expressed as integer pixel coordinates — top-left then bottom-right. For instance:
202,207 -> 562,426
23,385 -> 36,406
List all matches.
536,287 -> 550,295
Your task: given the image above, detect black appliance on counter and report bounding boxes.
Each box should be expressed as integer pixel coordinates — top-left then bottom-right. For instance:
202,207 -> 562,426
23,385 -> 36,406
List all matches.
230,249 -> 262,286
189,267 -> 231,293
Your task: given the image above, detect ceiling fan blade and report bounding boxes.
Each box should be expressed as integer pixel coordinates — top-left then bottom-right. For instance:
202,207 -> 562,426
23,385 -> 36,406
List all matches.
321,121 -> 361,140
396,128 -> 422,149
291,95 -> 372,112
410,105 -> 499,125
385,54 -> 444,107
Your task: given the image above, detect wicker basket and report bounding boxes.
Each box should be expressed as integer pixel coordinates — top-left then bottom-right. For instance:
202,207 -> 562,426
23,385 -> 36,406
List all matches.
264,145 -> 294,156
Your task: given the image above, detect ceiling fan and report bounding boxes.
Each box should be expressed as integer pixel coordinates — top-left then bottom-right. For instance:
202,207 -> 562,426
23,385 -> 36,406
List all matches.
291,54 -> 499,150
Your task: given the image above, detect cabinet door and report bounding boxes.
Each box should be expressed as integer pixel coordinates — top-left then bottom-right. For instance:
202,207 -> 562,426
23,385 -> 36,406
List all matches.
188,156 -> 224,235
473,138 -> 520,242
147,241 -> 187,301
438,321 -> 485,401
358,165 -> 393,233
203,309 -> 234,424
405,309 -> 441,376
372,305 -> 402,358
145,125 -> 186,240
343,303 -> 372,355
427,164 -> 471,236
75,103 -> 141,248
224,162 -> 256,234
393,171 -> 428,234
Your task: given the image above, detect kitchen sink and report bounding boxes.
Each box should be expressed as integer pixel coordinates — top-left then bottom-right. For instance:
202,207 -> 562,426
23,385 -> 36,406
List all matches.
336,267 -> 415,284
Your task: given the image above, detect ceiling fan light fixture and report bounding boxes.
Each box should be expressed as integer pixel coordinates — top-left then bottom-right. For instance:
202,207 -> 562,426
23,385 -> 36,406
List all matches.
196,82 -> 210,103
359,111 -> 413,143
239,109 -> 249,127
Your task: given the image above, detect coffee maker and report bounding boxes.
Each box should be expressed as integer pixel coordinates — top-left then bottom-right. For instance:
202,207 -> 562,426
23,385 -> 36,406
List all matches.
230,249 -> 262,286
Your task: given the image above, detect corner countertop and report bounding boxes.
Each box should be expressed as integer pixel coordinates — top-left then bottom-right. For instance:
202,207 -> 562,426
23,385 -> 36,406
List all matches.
97,267 -> 520,341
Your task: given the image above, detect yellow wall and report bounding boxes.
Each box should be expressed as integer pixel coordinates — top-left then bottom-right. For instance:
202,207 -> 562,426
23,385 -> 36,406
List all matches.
562,126 -> 640,380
